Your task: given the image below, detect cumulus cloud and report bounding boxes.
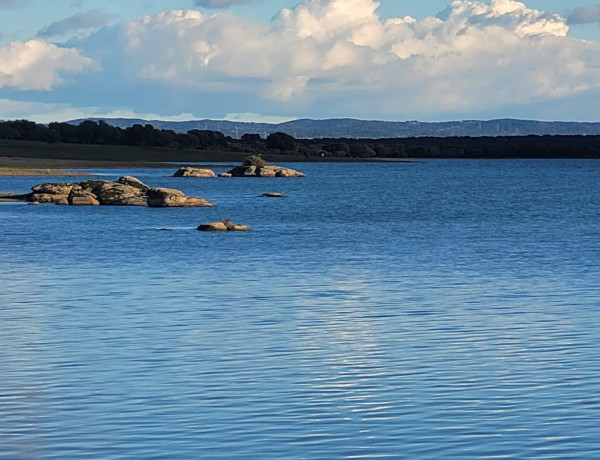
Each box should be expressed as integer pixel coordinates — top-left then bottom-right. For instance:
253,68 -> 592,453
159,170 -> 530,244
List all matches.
193,0 -> 254,9
0,40 -> 93,90
37,10 -> 108,38
33,0 -> 600,120
568,5 -> 600,25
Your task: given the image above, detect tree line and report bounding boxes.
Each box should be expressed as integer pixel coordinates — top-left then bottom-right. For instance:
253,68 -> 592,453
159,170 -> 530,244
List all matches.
1,119 -> 600,159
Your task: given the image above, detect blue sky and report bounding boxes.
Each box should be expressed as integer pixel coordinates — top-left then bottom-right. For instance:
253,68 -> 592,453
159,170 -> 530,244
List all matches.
1,0 -> 600,123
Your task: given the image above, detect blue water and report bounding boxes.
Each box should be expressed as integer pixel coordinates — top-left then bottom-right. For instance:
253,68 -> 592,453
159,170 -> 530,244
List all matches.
1,160 -> 599,459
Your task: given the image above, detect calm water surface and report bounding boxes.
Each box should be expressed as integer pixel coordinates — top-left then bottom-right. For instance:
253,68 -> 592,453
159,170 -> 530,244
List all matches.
1,160 -> 599,459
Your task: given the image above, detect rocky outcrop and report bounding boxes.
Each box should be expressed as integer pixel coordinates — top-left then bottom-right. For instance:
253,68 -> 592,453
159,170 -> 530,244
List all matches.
173,167 -> 216,178
219,164 -> 305,178
197,219 -> 251,232
13,177 -> 214,207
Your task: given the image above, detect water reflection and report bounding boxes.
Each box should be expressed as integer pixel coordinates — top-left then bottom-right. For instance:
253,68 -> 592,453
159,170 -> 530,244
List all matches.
2,161 -> 600,458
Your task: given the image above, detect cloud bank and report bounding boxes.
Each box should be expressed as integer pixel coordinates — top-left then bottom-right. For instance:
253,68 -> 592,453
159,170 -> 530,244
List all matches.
5,0 -> 600,121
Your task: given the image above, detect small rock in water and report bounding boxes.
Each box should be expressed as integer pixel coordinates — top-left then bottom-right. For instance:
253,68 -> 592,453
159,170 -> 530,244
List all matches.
197,219 -> 251,232
260,192 -> 288,198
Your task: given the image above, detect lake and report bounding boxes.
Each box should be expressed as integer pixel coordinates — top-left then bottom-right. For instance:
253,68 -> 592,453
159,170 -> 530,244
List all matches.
1,160 -> 599,459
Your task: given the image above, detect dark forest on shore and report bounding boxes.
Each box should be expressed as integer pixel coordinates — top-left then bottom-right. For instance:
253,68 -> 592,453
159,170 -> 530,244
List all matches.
1,119 -> 600,159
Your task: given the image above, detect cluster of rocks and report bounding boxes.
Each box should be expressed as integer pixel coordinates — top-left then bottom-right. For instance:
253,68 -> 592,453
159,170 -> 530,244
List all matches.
2,158 -> 308,232
173,165 -> 306,179
219,164 -> 305,178
25,176 -> 214,207
172,164 -> 304,178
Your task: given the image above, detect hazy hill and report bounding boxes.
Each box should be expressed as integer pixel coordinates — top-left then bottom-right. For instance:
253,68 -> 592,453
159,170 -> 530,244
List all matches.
68,117 -> 600,139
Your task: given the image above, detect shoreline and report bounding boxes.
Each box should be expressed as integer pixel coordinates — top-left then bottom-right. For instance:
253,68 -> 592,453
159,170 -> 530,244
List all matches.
0,156 -> 181,173
0,155 -> 385,176
0,169 -> 95,177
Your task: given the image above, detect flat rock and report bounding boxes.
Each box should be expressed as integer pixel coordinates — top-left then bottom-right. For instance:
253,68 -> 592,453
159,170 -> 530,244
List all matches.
173,167 -> 216,178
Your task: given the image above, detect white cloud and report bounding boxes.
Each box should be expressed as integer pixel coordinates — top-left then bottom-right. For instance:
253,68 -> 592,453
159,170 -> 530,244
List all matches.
12,0 -> 600,120
0,40 -> 93,90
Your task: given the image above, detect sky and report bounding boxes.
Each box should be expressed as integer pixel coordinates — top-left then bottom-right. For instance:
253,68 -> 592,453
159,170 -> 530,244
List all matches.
1,0 -> 600,123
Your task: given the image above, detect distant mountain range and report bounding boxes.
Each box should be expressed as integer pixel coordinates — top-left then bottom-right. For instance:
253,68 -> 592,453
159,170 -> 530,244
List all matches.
68,117 -> 600,139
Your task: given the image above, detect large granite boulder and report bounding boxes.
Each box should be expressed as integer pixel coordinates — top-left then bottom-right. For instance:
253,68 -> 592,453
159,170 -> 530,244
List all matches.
173,167 -> 216,178
117,176 -> 151,192
94,182 -> 148,206
12,176 -> 214,208
147,187 -> 215,207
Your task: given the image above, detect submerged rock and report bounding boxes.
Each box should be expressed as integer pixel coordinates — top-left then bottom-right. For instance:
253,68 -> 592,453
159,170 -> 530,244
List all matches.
260,192 -> 288,198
